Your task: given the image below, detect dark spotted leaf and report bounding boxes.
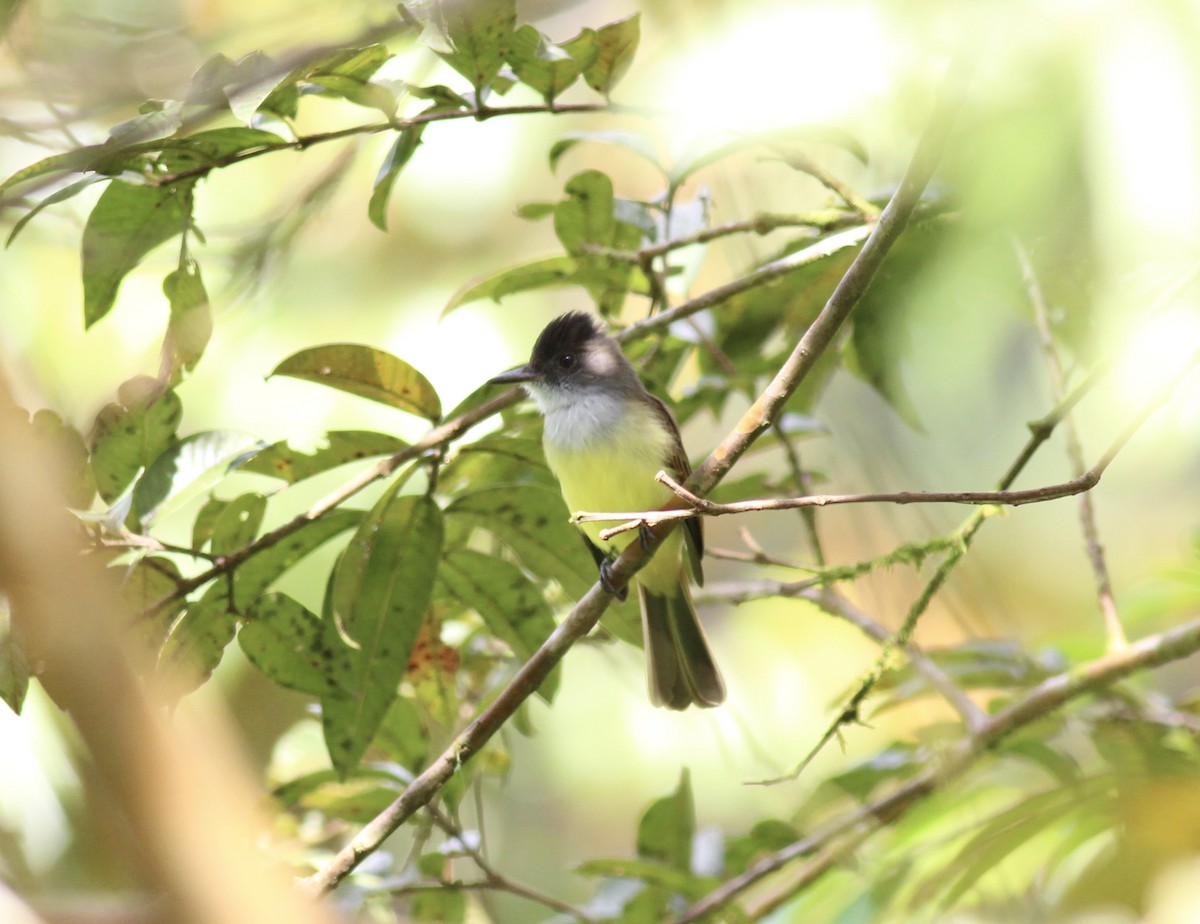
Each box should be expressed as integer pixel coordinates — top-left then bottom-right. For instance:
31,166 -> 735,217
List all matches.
240,430 -> 407,484
239,593 -> 332,696
158,584 -> 237,694
231,508 -> 362,607
438,549 -> 559,699
322,489 -> 443,776
436,0 -> 517,94
271,344 -> 442,421
89,377 -> 182,503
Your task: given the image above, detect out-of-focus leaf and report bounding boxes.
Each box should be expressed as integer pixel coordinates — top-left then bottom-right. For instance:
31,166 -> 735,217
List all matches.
548,130 -> 660,174
210,492 -> 266,558
158,584 -> 237,694
409,84 -> 469,110
241,430 -> 407,484
0,603 -> 28,714
575,858 -> 702,897
374,695 -> 430,772
132,429 -> 260,524
307,74 -> 398,117
723,819 -> 800,877
322,489 -> 443,776
444,255 -> 576,313
6,175 -> 107,247
413,890 -> 466,923
192,494 -> 228,550
637,769 -> 694,871
107,100 -> 183,146
271,767 -> 403,822
81,179 -> 195,327
584,13 -> 640,96
554,169 -> 615,252
121,557 -> 185,652
240,593 -> 332,696
271,344 -> 442,421
669,125 -> 868,188
29,409 -> 95,509
437,0 -> 516,93
369,126 -> 425,231
515,200 -> 554,220
0,144 -> 128,199
438,549 -> 559,699
506,25 -> 597,104
89,378 -> 182,503
232,508 -> 362,607
161,260 -> 212,381
158,127 -> 284,173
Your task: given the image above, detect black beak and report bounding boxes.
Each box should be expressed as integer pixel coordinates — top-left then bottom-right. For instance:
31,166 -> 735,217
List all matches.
487,364 -> 541,386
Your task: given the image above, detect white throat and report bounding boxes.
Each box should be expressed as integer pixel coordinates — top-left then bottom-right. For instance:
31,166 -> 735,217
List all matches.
527,382 -> 631,452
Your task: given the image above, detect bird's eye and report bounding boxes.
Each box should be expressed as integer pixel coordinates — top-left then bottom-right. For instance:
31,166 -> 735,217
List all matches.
558,353 -> 576,369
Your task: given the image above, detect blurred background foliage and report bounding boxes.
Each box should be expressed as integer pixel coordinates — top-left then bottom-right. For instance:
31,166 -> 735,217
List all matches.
1,0 -> 1200,922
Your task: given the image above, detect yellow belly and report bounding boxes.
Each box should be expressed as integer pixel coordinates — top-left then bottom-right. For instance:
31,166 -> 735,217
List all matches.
544,419 -> 681,594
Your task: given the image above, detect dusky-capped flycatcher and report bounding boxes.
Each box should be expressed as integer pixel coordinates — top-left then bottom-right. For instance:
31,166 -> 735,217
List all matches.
488,312 -> 725,709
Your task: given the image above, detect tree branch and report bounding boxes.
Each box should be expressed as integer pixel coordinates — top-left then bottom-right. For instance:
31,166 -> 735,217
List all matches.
675,610 -> 1200,923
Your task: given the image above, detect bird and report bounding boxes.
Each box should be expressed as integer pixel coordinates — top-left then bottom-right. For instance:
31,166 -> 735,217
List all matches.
488,312 -> 724,709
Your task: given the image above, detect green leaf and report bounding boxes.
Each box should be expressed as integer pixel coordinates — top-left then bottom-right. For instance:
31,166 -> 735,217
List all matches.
368,126 -> 425,231
548,130 -> 660,173
515,201 -> 554,220
192,494 -> 228,550
89,378 -> 182,504
131,429 -> 260,524
161,259 -> 212,381
158,127 -> 284,171
445,484 -> 592,597
6,175 -> 107,247
0,603 -> 29,714
584,14 -> 640,96
231,508 -> 362,607
271,344 -> 442,421
210,492 -> 266,557
668,125 -> 868,188
438,549 -> 559,700
554,169 -> 615,252
120,556 -> 185,652
436,0 -> 517,94
81,179 -> 195,327
322,490 -> 443,776
159,584 -> 237,693
239,593 -> 332,696
637,769 -> 695,872
723,819 -> 800,876
29,409 -> 95,509
240,430 -> 407,484
310,43 -> 391,82
413,890 -> 466,923
575,858 -> 704,897
374,695 -> 430,771
506,25 -> 596,104
444,255 -> 576,313
0,146 -> 116,199
306,74 -> 398,117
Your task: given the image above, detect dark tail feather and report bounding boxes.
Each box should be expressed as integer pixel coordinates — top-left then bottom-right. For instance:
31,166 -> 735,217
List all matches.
639,583 -> 725,710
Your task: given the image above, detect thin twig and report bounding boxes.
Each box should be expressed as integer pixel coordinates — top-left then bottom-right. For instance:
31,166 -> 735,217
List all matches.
674,610 -> 1200,923
1015,239 -> 1127,650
